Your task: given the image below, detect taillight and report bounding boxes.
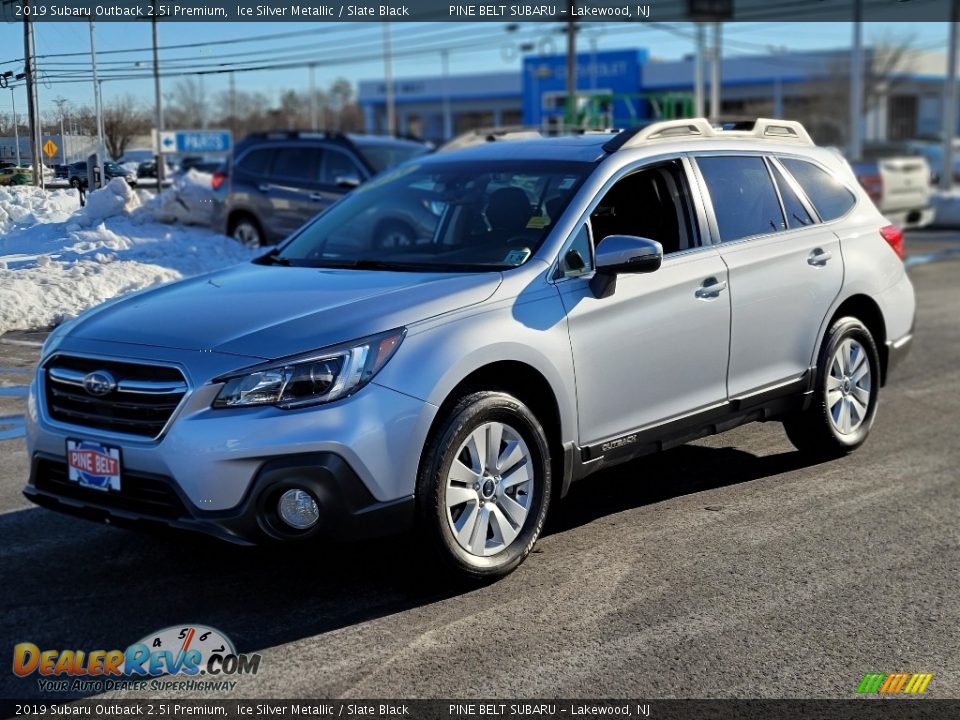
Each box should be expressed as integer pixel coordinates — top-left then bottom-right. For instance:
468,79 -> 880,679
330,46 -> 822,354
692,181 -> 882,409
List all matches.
880,224 -> 905,261
211,170 -> 226,191
858,173 -> 883,204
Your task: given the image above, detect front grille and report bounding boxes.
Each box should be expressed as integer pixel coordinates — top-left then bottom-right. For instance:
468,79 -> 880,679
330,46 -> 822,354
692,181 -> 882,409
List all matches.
44,355 -> 187,438
34,458 -> 188,519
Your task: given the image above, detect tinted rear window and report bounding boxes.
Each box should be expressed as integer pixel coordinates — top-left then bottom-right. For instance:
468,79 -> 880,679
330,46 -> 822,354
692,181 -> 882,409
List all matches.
698,156 -> 785,241
780,158 -> 856,221
236,148 -> 272,175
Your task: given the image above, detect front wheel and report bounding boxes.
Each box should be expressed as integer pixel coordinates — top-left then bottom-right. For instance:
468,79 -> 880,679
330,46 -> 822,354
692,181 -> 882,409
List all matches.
783,317 -> 881,457
416,391 -> 552,581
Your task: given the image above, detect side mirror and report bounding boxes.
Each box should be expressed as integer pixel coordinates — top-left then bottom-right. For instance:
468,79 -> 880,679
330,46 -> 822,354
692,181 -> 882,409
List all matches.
335,174 -> 361,189
591,235 -> 663,298
595,235 -> 663,275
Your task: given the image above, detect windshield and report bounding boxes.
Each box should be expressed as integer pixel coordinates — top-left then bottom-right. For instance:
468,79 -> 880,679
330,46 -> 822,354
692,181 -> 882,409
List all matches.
275,160 -> 592,272
358,142 -> 430,173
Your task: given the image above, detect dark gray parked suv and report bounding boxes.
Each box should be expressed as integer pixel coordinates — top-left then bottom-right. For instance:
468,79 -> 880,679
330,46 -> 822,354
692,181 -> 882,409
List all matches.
217,131 -> 430,247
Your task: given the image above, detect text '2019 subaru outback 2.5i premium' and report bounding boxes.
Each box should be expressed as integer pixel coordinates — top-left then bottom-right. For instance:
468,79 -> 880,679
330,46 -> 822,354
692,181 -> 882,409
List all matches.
25,118 -> 915,580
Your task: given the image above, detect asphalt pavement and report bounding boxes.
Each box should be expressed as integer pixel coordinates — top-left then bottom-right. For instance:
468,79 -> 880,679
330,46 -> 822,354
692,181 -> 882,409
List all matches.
1,232 -> 958,700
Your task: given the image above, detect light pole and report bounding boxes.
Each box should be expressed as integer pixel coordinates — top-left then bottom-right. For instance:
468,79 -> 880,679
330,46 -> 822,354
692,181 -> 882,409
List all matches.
89,20 -> 105,165
383,23 -> 395,135
54,96 -> 68,165
152,1 -> 165,184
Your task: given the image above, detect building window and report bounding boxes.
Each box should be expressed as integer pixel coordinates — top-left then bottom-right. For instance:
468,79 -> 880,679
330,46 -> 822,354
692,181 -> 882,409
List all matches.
888,95 -> 918,141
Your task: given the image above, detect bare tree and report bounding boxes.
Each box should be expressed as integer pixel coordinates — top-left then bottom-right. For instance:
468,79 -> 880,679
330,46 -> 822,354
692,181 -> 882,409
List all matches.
796,37 -> 916,146
102,95 -> 151,159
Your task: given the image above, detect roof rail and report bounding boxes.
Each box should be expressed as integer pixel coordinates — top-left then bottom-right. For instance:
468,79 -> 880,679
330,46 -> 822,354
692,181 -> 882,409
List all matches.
240,130 -> 351,145
609,117 -> 814,152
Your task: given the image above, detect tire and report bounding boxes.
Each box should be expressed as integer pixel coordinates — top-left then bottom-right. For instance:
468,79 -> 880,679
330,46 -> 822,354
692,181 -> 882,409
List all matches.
416,391 -> 552,582
374,220 -> 416,249
229,215 -> 264,248
783,317 -> 881,458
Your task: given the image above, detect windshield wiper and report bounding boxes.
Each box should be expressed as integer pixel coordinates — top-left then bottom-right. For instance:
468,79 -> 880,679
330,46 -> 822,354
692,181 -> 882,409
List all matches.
255,249 -> 290,266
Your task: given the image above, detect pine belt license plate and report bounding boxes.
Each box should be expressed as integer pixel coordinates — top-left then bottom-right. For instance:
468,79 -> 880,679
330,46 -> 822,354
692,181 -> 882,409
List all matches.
66,440 -> 121,492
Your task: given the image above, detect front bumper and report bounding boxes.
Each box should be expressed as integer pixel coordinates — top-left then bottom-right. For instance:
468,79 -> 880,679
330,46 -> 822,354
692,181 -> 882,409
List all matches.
25,347 -> 438,544
24,451 -> 414,545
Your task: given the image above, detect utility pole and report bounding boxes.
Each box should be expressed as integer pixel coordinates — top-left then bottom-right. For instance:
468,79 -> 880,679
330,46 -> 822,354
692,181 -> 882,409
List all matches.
10,86 -> 21,167
229,71 -> 236,137
849,0 -> 864,161
694,23 -> 705,117
566,0 -> 577,129
89,20 -> 105,165
383,23 -> 395,135
709,22 -> 721,122
941,11 -> 958,191
441,49 -> 452,140
309,63 -> 318,131
22,0 -> 40,186
151,0 -> 164,184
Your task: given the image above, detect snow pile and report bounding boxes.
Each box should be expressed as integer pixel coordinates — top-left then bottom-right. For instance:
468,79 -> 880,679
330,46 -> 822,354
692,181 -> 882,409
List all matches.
77,177 -> 142,225
930,188 -> 960,227
0,183 -> 258,334
140,169 -> 218,227
0,186 -> 79,235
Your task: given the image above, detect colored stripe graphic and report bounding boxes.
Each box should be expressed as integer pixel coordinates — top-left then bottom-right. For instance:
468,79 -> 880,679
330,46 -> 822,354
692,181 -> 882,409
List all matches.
858,672 -> 933,694
857,674 -> 886,693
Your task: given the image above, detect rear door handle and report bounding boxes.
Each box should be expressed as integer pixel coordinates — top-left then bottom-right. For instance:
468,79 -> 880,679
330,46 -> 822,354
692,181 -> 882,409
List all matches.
256,183 -> 271,193
308,192 -> 325,202
695,278 -> 727,299
808,248 -> 833,266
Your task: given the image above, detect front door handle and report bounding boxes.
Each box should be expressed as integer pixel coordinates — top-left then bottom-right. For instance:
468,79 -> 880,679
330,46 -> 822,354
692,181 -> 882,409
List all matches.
808,248 -> 833,266
695,277 -> 727,299
256,183 -> 271,193
308,192 -> 325,202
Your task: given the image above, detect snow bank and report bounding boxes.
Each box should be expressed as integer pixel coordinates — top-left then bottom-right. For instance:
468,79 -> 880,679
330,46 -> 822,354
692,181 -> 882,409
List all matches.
0,184 -> 258,334
0,186 -> 79,235
140,169 -> 218,227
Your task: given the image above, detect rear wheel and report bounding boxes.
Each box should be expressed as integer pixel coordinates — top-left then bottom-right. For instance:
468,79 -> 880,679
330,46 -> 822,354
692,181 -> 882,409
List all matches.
416,391 -> 552,581
229,215 -> 264,248
783,317 -> 880,457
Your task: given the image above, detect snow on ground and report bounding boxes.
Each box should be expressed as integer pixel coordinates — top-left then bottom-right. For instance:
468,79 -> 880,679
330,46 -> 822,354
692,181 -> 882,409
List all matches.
0,178 -> 258,335
0,186 -> 79,235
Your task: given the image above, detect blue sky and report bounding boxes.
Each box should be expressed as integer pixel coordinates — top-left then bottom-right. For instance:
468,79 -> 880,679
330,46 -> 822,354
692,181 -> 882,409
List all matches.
0,21 -> 949,118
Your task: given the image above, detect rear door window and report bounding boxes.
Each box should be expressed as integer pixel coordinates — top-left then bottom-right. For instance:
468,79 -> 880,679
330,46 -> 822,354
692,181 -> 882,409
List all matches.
269,147 -> 320,184
780,158 -> 856,221
236,148 -> 272,176
697,156 -> 785,241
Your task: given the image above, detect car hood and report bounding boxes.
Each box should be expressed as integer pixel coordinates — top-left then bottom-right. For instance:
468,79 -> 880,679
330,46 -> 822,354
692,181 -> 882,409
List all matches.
67,262 -> 502,360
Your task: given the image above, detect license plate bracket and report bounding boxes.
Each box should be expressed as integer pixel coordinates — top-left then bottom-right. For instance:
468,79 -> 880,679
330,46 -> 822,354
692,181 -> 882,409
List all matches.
66,440 -> 122,492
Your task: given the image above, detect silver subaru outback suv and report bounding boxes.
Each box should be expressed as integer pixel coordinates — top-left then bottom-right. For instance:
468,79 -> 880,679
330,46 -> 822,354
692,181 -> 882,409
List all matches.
25,118 -> 915,580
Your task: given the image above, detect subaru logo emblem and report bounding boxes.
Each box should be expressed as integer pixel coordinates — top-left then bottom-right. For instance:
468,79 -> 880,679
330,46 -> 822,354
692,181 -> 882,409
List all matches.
82,370 -> 116,397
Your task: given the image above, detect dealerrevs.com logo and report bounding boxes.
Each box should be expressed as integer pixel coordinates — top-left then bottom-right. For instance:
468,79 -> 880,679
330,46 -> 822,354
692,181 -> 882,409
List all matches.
13,625 -> 262,693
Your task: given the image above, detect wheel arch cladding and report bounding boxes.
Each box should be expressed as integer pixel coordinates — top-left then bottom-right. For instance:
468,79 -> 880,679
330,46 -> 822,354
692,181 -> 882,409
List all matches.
421,361 -> 564,502
828,294 -> 889,384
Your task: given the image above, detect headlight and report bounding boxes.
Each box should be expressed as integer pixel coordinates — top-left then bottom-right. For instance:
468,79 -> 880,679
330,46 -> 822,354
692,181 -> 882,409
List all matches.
213,329 -> 405,409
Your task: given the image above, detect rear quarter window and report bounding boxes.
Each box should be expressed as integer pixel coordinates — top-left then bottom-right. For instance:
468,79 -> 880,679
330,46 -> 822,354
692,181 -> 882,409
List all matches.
780,157 -> 857,221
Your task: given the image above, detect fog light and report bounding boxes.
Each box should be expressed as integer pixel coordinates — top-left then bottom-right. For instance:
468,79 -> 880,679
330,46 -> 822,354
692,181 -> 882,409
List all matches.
277,489 -> 320,530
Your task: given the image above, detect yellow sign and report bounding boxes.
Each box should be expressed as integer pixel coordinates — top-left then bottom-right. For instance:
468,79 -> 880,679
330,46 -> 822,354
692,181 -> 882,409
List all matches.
42,139 -> 58,158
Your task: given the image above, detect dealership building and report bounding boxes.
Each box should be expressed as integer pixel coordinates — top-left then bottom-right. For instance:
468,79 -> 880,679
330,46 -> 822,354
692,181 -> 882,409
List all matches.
358,46 -> 951,145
